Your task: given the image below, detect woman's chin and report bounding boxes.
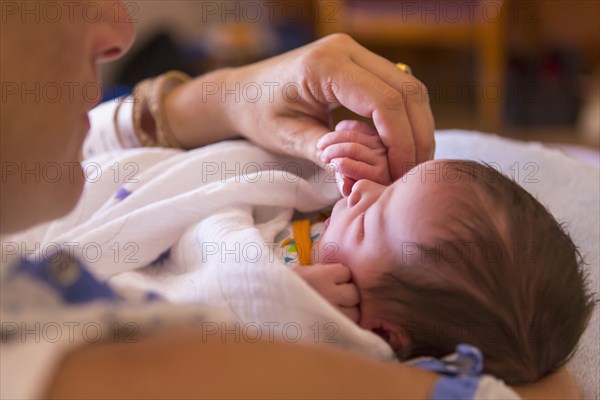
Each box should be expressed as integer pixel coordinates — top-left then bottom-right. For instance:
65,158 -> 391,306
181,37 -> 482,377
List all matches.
67,168 -> 85,206
49,163 -> 85,221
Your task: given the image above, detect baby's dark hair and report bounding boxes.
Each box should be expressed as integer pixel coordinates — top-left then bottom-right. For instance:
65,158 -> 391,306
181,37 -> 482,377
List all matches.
370,160 -> 595,385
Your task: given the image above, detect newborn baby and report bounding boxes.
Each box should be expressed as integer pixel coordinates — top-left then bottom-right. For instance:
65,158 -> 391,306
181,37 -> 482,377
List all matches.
291,120 -> 595,385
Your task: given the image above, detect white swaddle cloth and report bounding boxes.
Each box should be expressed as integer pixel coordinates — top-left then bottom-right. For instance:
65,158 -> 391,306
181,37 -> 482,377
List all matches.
12,140 -> 395,360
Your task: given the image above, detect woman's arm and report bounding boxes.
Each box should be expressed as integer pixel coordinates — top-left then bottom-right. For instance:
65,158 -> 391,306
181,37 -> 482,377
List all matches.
164,34 -> 435,178
46,328 -> 583,399
46,330 -> 438,399
512,368 -> 582,400
163,68 -> 239,148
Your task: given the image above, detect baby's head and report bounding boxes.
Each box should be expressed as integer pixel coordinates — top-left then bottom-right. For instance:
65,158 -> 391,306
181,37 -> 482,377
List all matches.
316,159 -> 595,384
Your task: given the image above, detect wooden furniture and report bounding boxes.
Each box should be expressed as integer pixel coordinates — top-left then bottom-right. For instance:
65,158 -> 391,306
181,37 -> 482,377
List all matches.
313,0 -> 506,132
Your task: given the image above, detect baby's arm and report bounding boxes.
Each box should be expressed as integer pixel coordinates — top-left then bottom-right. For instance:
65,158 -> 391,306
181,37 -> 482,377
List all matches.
293,263 -> 360,322
318,120 -> 392,196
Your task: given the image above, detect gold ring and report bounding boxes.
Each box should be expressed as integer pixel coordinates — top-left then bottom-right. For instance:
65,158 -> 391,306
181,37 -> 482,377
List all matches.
395,62 -> 413,75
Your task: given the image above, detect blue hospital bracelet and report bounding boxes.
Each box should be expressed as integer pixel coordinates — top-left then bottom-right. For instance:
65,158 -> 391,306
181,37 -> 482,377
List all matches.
430,376 -> 480,400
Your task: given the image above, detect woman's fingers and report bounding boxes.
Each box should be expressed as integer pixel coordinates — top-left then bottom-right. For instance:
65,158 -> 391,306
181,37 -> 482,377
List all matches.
406,99 -> 436,162
270,115 -> 332,167
334,120 -> 378,136
348,42 -> 435,171
302,53 -> 420,177
327,61 -> 416,178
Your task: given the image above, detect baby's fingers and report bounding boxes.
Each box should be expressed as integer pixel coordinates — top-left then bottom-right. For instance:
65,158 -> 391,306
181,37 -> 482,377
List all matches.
318,129 -> 382,151
311,263 -> 352,284
322,142 -> 382,165
330,158 -> 388,184
339,306 -> 360,323
335,282 -> 360,307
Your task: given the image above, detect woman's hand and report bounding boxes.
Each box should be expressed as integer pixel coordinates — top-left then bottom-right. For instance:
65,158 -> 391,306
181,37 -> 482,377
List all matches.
293,263 -> 360,322
228,34 -> 435,179
319,120 -> 392,196
166,34 -> 435,179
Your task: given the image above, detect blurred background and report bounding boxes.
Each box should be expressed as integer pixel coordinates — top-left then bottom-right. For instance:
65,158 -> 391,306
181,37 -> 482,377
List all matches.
100,0 -> 600,149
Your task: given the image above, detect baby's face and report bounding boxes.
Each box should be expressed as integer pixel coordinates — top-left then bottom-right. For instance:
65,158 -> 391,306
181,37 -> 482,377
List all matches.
315,160 -> 451,330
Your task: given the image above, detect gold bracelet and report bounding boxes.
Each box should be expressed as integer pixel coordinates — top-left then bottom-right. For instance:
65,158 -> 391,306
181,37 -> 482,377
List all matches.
131,70 -> 191,149
395,62 -> 413,75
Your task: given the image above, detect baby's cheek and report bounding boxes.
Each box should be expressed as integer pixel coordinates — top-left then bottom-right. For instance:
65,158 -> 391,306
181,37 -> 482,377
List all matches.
315,235 -> 343,264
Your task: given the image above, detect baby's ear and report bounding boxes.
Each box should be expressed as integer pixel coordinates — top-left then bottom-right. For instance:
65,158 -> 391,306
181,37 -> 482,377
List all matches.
380,321 -> 411,353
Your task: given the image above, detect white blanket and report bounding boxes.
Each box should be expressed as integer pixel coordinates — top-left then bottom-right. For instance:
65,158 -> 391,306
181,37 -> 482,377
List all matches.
27,140 -> 395,360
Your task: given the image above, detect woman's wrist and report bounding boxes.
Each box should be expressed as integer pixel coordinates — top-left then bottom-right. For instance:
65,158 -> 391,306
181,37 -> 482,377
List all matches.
132,71 -> 190,149
163,68 -> 240,149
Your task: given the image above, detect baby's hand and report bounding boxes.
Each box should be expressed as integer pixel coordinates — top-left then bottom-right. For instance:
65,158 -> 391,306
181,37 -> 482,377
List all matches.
318,120 -> 393,196
293,263 -> 360,322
